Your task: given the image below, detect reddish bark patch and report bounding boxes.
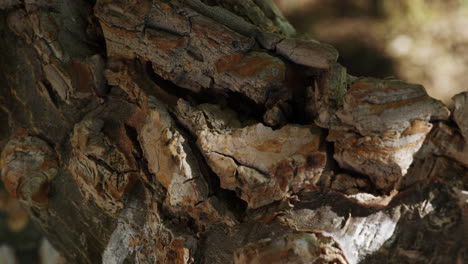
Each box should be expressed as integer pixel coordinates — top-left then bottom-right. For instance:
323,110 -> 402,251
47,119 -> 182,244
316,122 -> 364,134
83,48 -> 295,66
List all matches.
216,53 -> 284,81
1,170 -> 23,199
254,138 -> 284,153
402,120 -> 433,136
272,160 -> 294,192
296,137 -> 321,155
369,96 -> 428,112
215,53 -> 244,73
146,34 -> 188,53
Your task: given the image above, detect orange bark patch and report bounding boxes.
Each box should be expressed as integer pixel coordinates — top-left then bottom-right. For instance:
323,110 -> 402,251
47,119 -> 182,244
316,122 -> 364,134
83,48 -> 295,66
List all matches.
349,137 -> 427,159
128,237 -> 140,248
348,81 -> 373,99
147,36 -> 188,51
156,171 -> 171,189
159,3 -> 172,11
236,56 -> 278,77
40,158 -> 58,171
296,138 -> 321,155
369,96 -> 428,112
168,238 -> 189,264
1,171 -> 22,199
272,160 -> 294,192
127,108 -> 147,132
402,120 -> 432,136
254,138 -> 284,153
215,53 -> 244,73
216,53 -> 284,81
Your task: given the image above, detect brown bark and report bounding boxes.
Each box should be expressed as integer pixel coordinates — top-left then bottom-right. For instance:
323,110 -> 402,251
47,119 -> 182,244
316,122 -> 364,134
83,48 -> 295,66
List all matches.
0,0 -> 466,263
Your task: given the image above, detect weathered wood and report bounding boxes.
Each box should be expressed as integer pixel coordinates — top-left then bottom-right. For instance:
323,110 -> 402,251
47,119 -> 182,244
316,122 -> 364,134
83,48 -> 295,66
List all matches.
0,0 -> 466,263
176,99 -> 325,209
453,92 -> 468,141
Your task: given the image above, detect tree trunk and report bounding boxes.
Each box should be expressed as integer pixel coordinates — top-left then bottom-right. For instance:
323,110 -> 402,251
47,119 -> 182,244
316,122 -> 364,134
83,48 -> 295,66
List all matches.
0,0 -> 466,263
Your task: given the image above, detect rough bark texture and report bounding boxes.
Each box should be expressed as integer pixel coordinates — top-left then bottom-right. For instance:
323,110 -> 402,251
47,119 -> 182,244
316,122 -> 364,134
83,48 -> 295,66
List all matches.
0,0 -> 466,263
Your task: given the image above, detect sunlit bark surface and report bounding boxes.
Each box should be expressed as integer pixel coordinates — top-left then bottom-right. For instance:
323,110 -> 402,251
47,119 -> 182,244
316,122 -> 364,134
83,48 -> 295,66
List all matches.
0,1 -> 466,263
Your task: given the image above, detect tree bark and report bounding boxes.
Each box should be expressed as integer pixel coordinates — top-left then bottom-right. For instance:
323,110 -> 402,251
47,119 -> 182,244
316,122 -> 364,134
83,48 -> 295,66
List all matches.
0,0 -> 466,263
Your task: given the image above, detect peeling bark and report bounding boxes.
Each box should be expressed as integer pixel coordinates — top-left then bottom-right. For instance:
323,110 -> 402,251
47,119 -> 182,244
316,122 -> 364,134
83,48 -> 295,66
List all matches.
0,0 -> 466,264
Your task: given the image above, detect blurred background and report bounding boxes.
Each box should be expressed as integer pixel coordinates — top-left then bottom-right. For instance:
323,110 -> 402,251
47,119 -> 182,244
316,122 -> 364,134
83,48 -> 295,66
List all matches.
0,181 -> 65,264
1,1 -> 467,263
275,0 -> 468,106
